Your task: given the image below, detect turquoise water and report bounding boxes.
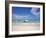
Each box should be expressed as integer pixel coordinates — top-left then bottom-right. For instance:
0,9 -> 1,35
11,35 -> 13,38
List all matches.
12,19 -> 40,23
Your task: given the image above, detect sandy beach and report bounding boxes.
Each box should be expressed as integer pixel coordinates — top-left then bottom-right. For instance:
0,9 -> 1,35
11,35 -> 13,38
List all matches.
12,23 -> 40,31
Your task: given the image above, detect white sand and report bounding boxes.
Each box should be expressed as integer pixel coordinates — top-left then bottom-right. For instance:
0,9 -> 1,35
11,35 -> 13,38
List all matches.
12,23 -> 40,31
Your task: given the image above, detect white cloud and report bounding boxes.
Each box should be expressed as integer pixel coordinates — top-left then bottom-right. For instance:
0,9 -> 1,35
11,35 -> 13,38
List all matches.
31,8 -> 40,16
12,14 -> 29,19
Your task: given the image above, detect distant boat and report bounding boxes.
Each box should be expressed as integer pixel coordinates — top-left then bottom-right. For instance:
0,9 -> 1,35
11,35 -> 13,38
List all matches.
24,20 -> 29,22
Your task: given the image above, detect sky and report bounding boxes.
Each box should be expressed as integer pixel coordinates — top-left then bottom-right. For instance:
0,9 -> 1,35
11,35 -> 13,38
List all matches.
12,7 -> 40,23
12,7 -> 32,16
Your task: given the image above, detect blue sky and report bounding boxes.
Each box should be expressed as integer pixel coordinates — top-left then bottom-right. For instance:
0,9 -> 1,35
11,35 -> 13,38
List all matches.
12,7 -> 40,22
12,7 -> 32,16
